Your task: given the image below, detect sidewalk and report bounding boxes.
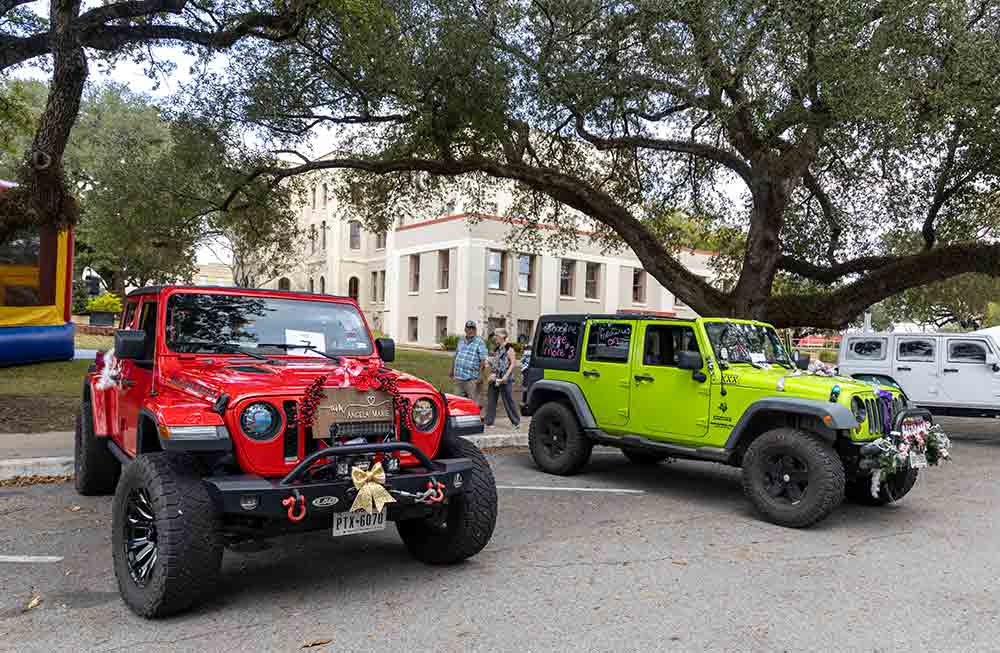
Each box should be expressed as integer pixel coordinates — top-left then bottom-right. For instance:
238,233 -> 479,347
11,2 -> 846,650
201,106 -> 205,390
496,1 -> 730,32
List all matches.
0,417 -> 528,481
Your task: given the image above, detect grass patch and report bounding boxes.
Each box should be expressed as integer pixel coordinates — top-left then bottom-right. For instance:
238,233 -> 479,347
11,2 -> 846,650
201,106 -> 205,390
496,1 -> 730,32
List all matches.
0,360 -> 92,433
389,349 -> 454,391
75,333 -> 114,351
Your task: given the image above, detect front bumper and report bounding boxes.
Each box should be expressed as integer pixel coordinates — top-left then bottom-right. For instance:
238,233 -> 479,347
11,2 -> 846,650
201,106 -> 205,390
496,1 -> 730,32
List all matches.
202,441 -> 472,520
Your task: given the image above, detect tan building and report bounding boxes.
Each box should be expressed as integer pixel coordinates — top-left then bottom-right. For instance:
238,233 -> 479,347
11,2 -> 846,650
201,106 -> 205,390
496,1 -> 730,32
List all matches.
268,168 -> 714,347
194,262 -> 234,287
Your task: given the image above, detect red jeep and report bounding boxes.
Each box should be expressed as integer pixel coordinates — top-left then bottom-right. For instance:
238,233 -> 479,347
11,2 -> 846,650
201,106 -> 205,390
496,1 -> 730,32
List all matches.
75,286 -> 497,618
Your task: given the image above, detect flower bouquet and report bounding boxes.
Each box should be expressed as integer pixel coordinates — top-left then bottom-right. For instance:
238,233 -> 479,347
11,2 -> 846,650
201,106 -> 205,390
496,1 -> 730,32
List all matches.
860,423 -> 951,498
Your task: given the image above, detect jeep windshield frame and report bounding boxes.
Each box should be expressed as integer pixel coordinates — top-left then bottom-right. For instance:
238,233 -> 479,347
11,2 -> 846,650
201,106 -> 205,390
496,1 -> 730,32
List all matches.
164,292 -> 374,357
703,321 -> 792,368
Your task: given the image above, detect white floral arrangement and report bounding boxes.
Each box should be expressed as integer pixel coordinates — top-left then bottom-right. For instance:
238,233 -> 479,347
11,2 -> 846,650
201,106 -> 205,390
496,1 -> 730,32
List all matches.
863,423 -> 951,497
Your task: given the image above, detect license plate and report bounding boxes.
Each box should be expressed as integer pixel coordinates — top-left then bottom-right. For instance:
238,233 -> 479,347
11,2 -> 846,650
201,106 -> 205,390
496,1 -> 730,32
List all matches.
332,509 -> 387,537
909,451 -> 928,469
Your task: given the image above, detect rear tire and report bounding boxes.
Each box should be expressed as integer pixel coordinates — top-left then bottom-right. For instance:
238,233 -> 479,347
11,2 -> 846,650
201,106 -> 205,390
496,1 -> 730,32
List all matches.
75,399 -> 120,496
528,401 -> 592,475
397,436 -> 498,564
846,468 -> 919,506
112,453 -> 223,618
741,428 -> 845,528
622,449 -> 670,465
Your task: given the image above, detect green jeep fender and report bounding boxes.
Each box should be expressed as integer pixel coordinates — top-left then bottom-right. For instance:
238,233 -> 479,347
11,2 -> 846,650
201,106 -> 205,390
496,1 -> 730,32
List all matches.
523,379 -> 598,429
723,397 -> 859,449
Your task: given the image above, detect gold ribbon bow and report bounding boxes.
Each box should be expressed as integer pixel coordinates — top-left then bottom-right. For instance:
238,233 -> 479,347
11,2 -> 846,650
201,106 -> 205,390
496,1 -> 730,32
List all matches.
350,462 -> 397,514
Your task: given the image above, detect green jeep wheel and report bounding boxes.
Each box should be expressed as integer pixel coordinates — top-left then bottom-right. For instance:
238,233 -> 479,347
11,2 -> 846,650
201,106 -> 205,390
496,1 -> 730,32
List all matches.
741,428 -> 845,528
529,401 -> 592,475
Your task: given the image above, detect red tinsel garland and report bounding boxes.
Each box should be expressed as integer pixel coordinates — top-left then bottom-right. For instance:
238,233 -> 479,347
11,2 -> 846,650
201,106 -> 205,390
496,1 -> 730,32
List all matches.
299,374 -> 328,429
299,364 -> 415,432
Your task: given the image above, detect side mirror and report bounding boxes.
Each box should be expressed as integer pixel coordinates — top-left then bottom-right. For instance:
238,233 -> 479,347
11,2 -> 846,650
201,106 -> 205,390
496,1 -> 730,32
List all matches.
986,352 -> 999,371
114,329 -> 146,360
676,351 -> 703,371
795,352 -> 811,370
375,337 -> 395,363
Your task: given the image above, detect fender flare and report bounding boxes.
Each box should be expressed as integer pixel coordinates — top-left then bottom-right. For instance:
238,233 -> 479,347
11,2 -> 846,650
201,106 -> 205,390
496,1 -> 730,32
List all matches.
724,397 -> 858,449
139,407 -> 232,454
524,379 -> 597,429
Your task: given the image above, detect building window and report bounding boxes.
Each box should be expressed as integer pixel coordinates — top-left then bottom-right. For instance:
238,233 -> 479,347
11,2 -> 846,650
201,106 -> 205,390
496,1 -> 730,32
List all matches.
349,221 -> 361,250
378,270 -> 386,302
319,276 -> 325,294
408,316 -> 419,342
348,276 -> 359,301
371,271 -> 379,302
560,259 -> 576,297
488,316 -> 506,335
436,316 -> 448,341
518,254 -> 535,293
278,277 -> 291,291
311,186 -> 316,210
437,249 -> 450,290
321,220 -> 326,250
376,232 -> 386,249
322,183 -> 328,208
517,319 -> 534,344
308,277 -> 314,293
585,262 -> 600,299
632,268 -> 647,304
487,250 -> 506,290
309,225 -> 316,254
409,254 -> 420,292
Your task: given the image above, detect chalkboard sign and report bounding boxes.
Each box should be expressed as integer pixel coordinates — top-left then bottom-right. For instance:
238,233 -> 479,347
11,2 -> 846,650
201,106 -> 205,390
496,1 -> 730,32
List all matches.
586,322 -> 632,362
538,320 -> 582,361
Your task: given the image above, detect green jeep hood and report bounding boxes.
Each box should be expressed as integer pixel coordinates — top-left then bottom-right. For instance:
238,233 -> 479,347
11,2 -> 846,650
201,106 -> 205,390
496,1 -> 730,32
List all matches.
724,365 -> 875,399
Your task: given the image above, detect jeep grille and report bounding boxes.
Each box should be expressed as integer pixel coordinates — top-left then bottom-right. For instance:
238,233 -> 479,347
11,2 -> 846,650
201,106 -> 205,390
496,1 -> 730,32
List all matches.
864,395 -> 898,436
329,421 -> 395,439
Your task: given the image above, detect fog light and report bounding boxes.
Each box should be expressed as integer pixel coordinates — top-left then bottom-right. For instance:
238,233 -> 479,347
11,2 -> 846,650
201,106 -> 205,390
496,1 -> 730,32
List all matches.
385,456 -> 399,472
239,494 -> 259,511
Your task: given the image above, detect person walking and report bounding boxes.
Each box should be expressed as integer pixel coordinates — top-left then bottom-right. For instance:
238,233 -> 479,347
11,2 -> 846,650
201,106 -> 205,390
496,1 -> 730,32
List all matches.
484,328 -> 521,429
450,320 -> 487,406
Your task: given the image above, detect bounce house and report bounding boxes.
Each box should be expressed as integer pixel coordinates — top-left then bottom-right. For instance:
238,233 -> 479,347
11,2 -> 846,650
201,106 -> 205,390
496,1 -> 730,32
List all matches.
0,180 -> 75,365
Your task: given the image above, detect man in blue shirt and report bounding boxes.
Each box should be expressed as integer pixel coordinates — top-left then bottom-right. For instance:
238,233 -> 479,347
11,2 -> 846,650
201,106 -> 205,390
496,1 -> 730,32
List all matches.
451,320 -> 487,406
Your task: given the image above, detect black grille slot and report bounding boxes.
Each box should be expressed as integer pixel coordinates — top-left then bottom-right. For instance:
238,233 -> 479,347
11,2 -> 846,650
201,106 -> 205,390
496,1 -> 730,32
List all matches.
330,421 -> 395,439
282,401 -> 299,460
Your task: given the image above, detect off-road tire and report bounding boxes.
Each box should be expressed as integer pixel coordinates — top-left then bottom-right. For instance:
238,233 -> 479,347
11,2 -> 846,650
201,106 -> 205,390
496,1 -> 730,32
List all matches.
528,401 -> 593,475
74,399 -> 120,495
112,453 -> 223,618
845,468 -> 919,506
397,436 -> 498,564
741,428 -> 845,528
622,449 -> 670,465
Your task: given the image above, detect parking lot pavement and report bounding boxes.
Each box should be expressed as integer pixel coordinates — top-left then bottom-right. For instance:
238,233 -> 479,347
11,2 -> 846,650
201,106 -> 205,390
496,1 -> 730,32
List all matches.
1,417 -> 998,652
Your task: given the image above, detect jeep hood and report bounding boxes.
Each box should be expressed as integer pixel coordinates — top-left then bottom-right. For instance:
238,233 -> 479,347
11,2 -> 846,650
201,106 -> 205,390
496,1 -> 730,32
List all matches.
724,365 -> 878,398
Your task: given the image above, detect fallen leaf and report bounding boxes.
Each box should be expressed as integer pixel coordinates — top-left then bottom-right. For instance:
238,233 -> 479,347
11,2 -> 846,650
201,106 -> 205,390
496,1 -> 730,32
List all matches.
302,639 -> 333,649
671,559 -> 689,566
68,505 -> 82,512
26,594 -> 41,610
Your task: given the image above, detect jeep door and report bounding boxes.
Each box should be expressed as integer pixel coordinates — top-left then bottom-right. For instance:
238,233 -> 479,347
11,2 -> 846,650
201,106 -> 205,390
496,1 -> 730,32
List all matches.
630,322 -> 709,441
893,336 -> 939,405
117,297 -> 158,454
580,319 -> 635,428
939,337 -> 1000,409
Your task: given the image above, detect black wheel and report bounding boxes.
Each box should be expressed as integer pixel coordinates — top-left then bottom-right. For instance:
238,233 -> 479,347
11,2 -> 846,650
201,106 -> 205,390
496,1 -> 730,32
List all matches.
75,398 -> 120,495
397,436 -> 498,564
112,453 -> 223,618
846,468 -> 919,506
528,401 -> 592,475
741,428 -> 845,528
622,449 -> 670,465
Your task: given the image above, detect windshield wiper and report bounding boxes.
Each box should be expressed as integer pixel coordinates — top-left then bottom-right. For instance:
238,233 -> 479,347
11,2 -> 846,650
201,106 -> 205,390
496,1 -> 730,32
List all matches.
255,343 -> 342,362
173,341 -> 266,360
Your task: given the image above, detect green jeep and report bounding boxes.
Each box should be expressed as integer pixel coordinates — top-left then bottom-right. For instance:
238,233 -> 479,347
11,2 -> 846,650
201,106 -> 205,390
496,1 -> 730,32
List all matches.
522,314 -> 945,528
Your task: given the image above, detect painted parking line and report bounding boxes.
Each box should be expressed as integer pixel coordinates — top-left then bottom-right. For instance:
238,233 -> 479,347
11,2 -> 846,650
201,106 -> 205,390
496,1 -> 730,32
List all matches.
0,555 -> 64,563
496,485 -> 645,494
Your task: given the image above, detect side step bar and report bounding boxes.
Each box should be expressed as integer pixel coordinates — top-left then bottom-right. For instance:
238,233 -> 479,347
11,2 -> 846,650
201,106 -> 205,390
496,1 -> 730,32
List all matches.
585,430 -> 732,464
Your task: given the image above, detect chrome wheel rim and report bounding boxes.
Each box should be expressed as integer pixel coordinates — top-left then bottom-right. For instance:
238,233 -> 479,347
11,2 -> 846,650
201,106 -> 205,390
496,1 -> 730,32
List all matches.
124,488 -> 158,586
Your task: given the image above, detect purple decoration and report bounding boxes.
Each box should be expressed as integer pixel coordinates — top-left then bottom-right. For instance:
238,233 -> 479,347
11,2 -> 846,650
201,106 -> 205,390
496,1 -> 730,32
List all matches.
876,389 -> 894,434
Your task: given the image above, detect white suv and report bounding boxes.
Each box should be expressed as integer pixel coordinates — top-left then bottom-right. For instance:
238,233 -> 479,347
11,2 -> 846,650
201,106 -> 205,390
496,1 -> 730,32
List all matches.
838,331 -> 1000,418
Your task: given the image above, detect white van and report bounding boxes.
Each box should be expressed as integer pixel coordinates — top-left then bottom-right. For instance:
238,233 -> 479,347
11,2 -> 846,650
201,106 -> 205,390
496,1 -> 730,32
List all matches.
837,331 -> 1000,417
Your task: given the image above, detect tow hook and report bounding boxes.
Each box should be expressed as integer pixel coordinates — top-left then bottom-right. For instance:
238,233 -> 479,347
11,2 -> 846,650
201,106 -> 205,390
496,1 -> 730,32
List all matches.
282,490 -> 307,522
425,480 -> 446,504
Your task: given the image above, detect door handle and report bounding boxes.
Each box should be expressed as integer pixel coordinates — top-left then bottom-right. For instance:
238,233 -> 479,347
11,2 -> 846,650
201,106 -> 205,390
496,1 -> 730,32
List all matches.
582,370 -> 601,378
943,368 -> 958,373
634,374 -> 654,383
120,378 -> 135,388
896,366 -> 911,371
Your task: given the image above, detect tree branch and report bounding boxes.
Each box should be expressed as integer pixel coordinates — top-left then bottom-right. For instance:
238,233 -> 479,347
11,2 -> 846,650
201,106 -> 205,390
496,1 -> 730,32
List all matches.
801,169 -> 840,264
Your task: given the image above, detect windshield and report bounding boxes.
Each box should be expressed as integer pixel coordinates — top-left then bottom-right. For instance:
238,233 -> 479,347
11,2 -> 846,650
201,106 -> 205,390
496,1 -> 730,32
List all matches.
704,321 -> 790,367
165,293 -> 373,357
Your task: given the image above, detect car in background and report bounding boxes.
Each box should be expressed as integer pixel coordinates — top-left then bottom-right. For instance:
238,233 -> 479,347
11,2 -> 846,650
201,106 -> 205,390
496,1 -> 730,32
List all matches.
838,331 -> 1000,418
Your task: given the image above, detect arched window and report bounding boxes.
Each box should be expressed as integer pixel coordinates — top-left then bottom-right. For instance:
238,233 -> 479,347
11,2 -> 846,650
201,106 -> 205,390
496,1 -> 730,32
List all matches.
321,220 -> 326,250
319,276 -> 326,294
348,276 -> 359,301
322,183 -> 328,208
311,186 -> 316,209
309,224 -> 316,254
278,277 -> 291,291
349,220 -> 361,249
308,278 -> 314,293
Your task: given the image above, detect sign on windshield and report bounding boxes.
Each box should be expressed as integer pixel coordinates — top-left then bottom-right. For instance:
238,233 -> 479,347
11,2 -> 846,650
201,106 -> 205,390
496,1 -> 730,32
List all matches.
704,322 -> 789,366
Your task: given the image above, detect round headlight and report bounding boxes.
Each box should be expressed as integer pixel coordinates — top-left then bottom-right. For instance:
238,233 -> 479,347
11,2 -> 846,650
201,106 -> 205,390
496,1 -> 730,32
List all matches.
411,398 -> 438,431
240,402 -> 280,440
851,396 -> 867,424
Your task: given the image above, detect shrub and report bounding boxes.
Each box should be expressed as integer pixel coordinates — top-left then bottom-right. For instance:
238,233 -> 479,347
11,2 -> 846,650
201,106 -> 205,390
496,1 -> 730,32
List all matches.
818,350 -> 839,364
439,333 -> 461,351
86,292 -> 122,314
71,280 -> 90,315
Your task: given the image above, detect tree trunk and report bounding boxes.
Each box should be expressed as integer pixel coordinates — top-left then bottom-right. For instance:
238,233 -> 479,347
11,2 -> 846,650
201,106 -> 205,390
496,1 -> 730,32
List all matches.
729,173 -> 792,319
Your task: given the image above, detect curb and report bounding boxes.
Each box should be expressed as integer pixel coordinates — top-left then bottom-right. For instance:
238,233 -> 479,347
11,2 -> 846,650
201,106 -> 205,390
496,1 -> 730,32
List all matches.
0,433 -> 527,481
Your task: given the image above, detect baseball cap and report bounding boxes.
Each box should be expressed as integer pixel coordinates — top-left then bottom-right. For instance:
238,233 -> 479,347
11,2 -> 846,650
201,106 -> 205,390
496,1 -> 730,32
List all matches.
465,320 -> 477,329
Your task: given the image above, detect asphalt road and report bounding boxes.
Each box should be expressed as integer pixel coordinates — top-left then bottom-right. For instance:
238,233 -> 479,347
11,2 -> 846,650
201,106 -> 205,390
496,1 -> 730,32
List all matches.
1,417 -> 998,652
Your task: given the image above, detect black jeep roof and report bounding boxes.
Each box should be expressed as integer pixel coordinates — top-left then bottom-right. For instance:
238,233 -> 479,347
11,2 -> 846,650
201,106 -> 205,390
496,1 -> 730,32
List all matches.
126,285 -> 349,300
